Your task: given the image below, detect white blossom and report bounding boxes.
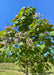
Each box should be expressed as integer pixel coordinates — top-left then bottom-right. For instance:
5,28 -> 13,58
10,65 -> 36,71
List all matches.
14,38 -> 20,42
15,32 -> 21,37
15,15 -> 18,19
9,37 -> 12,40
26,38 -> 33,45
22,7 -> 26,10
34,12 -> 43,18
21,16 -> 26,20
23,32 -> 28,36
15,15 -> 18,17
5,25 -> 14,29
2,40 -> 8,46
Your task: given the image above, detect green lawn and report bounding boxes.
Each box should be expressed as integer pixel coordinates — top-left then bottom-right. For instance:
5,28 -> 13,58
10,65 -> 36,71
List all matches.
0,63 -> 54,75
0,63 -> 24,75
0,72 -> 17,75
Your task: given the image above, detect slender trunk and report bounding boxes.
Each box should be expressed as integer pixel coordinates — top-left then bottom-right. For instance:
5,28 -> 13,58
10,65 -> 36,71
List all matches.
26,62 -> 28,75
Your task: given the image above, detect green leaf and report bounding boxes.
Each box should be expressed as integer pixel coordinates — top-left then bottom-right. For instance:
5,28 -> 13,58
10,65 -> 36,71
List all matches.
12,19 -> 16,23
40,44 -> 46,49
18,42 -> 24,46
50,31 -> 54,36
0,30 -> 6,35
12,24 -> 15,27
0,30 -> 6,38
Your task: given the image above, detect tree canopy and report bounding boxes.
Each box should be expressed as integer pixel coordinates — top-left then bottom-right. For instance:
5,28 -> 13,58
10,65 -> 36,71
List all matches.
0,6 -> 54,75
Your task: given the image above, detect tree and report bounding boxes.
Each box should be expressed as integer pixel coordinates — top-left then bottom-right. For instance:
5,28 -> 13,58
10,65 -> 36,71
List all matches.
0,6 -> 54,75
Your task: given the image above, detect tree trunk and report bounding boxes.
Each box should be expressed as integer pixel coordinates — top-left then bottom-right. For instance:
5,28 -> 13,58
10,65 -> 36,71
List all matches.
26,62 -> 28,75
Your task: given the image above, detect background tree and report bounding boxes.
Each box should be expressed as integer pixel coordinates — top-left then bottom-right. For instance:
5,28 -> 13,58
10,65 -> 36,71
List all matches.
0,6 -> 54,75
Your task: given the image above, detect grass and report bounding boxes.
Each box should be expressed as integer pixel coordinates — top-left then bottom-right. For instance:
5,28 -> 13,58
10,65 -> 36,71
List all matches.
0,63 -> 25,75
0,63 -> 54,75
0,63 -> 19,70
0,71 -> 17,75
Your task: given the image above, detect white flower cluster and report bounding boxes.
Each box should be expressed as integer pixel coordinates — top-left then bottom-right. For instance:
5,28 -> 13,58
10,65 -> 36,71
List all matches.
23,32 -> 28,36
34,12 -> 43,19
15,15 -> 18,19
5,25 -> 14,29
15,32 -> 22,39
22,7 -> 26,10
9,37 -> 12,40
26,38 -> 33,45
14,38 -> 20,42
2,39 -> 11,46
14,32 -> 22,43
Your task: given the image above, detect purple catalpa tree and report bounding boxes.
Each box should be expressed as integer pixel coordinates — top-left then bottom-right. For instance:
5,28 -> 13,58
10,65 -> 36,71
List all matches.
0,6 -> 54,75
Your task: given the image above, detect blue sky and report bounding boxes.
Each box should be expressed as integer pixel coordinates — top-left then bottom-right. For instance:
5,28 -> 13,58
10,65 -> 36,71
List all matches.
0,0 -> 54,30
